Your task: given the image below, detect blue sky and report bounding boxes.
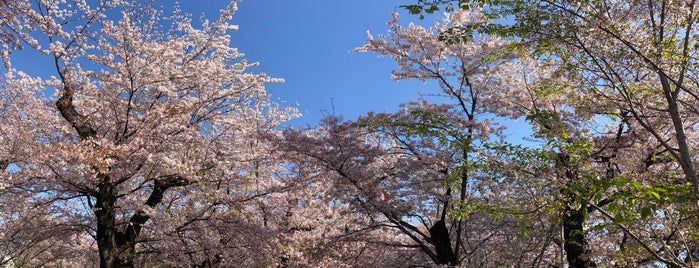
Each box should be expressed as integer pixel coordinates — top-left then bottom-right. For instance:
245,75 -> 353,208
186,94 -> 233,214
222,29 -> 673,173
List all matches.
9,0 -> 532,141
8,1 -> 428,126
212,1 -> 532,142
181,0 -> 429,125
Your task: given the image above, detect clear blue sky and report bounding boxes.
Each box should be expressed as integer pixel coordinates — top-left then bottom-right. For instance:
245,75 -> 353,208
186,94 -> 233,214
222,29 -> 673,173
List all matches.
181,0 -> 428,126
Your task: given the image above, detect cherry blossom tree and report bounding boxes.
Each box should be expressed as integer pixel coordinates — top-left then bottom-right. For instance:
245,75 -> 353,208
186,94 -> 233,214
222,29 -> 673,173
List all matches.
0,0 -> 297,267
399,0 -> 699,266
403,0 -> 699,210
350,5 -> 699,266
275,10 -> 571,266
0,0 -> 30,66
5,0 -> 698,266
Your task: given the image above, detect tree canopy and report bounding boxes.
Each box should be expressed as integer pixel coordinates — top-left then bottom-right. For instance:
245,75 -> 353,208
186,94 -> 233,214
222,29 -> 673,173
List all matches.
2,0 -> 699,267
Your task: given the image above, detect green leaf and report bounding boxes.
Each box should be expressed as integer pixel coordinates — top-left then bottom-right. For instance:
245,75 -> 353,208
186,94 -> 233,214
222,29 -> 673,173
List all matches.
613,177 -> 629,187
403,5 -> 422,14
630,181 -> 642,190
426,5 -> 440,13
593,192 -> 602,204
647,191 -> 661,201
640,206 -> 652,219
613,213 -> 623,224
608,202 -> 618,214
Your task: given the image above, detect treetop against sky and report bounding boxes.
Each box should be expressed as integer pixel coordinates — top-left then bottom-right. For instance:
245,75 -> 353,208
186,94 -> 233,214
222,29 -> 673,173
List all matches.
8,0 -> 534,140
190,0 -> 473,126
186,0 -> 532,139
3,0 -> 699,267
7,0 -> 436,125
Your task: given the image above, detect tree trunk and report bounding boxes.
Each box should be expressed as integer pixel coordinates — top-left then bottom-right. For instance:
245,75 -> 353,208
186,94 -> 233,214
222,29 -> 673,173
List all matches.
562,207 -> 596,268
95,176 -> 119,268
429,219 -> 456,265
94,175 -> 188,267
558,152 -> 596,268
93,176 -> 144,268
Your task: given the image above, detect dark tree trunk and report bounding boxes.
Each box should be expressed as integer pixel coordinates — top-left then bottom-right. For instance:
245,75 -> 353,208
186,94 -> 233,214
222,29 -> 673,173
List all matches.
429,219 -> 456,265
557,152 -> 596,268
94,175 -> 188,268
562,207 -> 596,268
95,176 -> 119,268
93,176 -> 138,268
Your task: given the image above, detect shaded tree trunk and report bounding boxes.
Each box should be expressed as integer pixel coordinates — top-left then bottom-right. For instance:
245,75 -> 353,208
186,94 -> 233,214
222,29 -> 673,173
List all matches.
557,152 -> 596,268
94,175 -> 188,268
429,219 -> 456,265
94,175 -> 137,268
95,176 -> 119,268
562,206 -> 596,268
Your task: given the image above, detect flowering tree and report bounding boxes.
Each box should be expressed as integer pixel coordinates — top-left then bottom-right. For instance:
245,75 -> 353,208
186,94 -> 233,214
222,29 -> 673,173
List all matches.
401,0 -> 699,266
276,10 -> 571,266
4,0 -> 697,266
0,0 -> 297,267
0,0 -> 28,66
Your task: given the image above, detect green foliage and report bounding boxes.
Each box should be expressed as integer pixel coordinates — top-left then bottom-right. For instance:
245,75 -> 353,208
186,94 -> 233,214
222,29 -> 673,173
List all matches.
399,0 -> 573,57
437,26 -> 474,45
362,108 -> 473,151
398,0 -> 699,263
401,1 -> 448,20
525,108 -> 564,138
608,178 -> 693,221
400,0 -> 460,20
